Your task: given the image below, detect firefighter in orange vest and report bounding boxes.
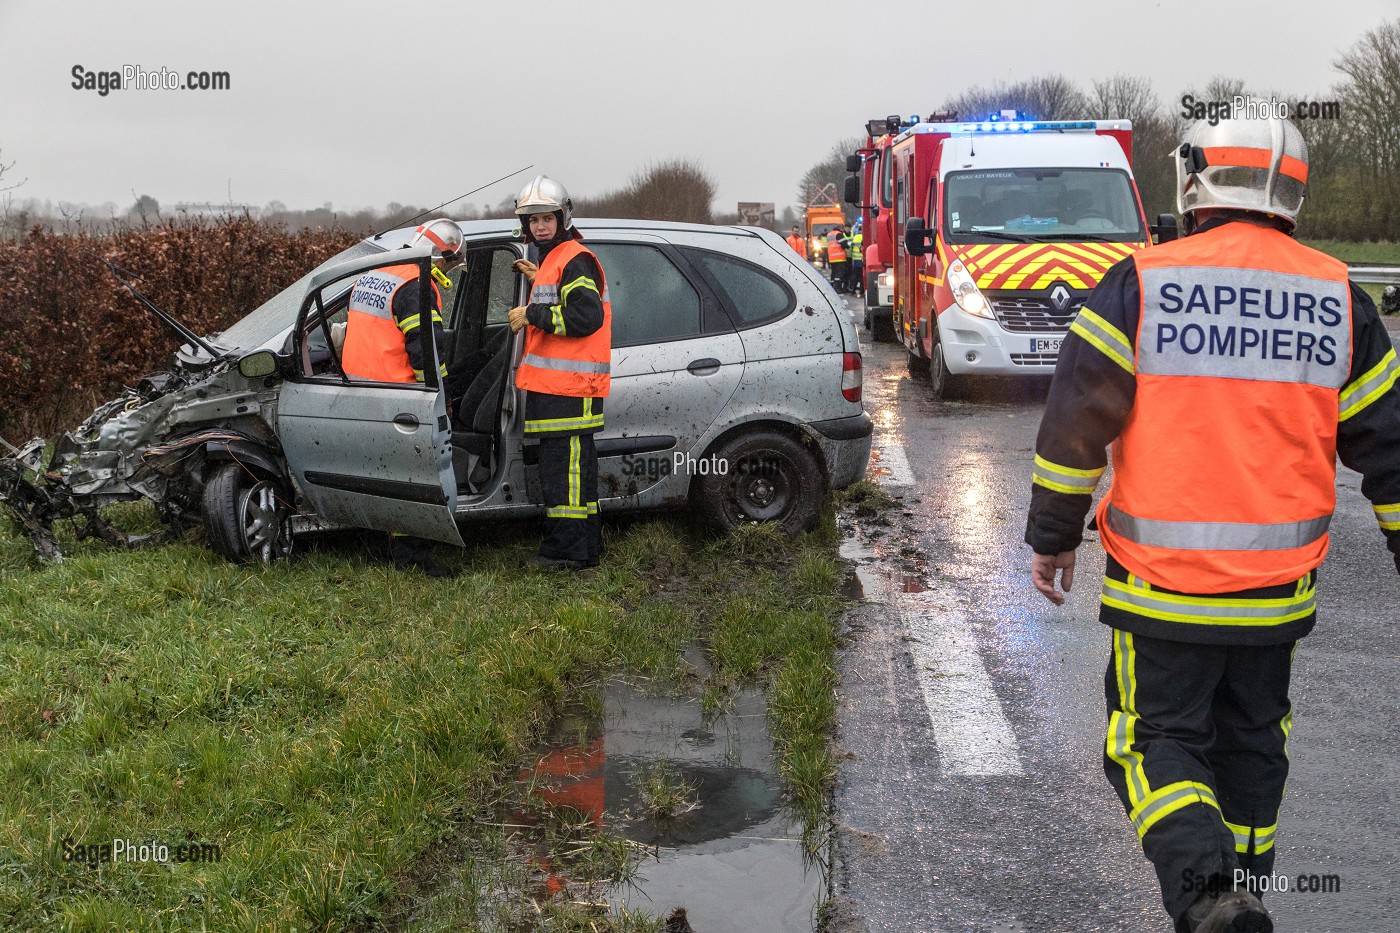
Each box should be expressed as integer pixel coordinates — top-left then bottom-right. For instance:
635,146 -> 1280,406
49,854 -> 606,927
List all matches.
785,225 -> 807,259
342,218 -> 465,576
507,176 -> 611,570
826,225 -> 849,293
1026,117 -> 1400,933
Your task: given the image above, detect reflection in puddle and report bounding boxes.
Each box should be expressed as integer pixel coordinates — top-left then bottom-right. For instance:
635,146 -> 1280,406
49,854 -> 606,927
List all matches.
515,681 -> 824,932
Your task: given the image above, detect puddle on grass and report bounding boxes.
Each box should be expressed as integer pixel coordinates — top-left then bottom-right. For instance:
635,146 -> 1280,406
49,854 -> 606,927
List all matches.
515,679 -> 825,932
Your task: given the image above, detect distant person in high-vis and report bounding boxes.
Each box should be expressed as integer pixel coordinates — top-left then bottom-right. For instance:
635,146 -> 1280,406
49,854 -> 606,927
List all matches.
785,225 -> 807,259
825,224 -> 849,293
342,218 -> 466,577
1026,116 -> 1400,933
507,175 -> 611,571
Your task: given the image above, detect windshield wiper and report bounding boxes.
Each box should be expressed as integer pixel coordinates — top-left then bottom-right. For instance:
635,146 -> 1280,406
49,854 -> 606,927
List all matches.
90,253 -> 223,359
1024,233 -> 1124,242
959,230 -> 1034,242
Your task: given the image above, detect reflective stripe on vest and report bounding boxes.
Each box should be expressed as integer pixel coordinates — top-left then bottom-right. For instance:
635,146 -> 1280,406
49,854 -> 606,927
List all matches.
342,264 -> 421,383
1099,223 -> 1353,592
1105,504 -> 1331,551
515,238 -> 613,398
522,353 -> 610,374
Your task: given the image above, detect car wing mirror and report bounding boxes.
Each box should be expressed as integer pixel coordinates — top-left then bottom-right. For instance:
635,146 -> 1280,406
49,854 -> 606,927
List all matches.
904,217 -> 934,256
238,349 -> 284,379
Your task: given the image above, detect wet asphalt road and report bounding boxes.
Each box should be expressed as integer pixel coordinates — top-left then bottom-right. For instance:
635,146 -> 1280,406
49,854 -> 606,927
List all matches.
829,295 -> 1400,933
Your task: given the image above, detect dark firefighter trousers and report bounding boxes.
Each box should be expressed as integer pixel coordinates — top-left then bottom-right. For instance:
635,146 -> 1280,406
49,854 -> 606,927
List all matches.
538,432 -> 601,564
1104,628 -> 1295,930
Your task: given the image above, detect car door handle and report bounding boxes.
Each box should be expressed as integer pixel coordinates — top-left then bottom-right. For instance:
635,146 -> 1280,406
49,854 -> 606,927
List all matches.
687,358 -> 721,376
393,413 -> 420,429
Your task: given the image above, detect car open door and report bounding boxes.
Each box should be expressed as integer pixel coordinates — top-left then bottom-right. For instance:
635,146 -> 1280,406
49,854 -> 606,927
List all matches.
275,246 -> 465,546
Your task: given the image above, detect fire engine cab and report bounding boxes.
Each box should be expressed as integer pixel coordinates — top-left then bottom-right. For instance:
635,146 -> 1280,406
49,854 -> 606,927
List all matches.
876,112 -> 1154,399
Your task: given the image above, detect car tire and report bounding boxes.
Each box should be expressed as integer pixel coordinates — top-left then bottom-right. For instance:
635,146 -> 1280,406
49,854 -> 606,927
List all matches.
929,325 -> 966,401
871,313 -> 895,344
203,462 -> 293,563
693,431 -> 824,536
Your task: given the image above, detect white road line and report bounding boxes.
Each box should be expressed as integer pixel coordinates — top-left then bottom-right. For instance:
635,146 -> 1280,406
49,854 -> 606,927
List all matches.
873,438 -> 914,487
899,598 -> 1026,777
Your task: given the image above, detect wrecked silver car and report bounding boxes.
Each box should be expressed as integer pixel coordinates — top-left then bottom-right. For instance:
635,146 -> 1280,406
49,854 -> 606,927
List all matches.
2,219 -> 872,563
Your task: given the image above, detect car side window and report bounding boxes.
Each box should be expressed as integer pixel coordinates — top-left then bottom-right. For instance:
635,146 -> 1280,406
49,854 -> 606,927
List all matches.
680,248 -> 794,328
588,243 -> 704,348
484,249 -> 517,326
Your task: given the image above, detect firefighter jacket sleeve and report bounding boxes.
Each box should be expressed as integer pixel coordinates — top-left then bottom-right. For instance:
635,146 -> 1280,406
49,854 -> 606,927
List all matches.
1025,258 -> 1140,556
1335,281 -> 1400,573
526,254 -> 604,338
391,279 -> 449,380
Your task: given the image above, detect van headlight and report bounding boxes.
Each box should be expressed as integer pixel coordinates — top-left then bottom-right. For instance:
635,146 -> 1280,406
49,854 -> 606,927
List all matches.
947,259 -> 992,319
877,270 -> 893,289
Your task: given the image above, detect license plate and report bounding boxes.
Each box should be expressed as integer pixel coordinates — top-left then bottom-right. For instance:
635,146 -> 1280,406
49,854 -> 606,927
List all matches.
1031,337 -> 1063,353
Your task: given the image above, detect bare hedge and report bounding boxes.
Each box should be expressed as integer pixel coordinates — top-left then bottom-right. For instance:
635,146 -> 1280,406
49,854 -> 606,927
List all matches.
0,216 -> 357,442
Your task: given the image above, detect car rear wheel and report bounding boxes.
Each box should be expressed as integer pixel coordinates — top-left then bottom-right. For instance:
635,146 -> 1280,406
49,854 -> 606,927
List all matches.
693,431 -> 824,536
929,325 -> 966,401
203,462 -> 293,563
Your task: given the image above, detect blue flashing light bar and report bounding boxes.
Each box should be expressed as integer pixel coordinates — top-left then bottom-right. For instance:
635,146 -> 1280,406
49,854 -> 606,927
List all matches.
951,119 -> 1098,134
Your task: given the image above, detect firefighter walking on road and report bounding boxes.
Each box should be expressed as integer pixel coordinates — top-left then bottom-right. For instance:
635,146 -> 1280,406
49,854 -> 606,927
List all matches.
509,175 -> 611,571
1026,117 -> 1400,933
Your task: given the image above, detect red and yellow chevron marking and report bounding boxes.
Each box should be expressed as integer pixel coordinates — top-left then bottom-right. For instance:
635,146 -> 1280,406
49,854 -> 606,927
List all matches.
953,242 -> 1148,291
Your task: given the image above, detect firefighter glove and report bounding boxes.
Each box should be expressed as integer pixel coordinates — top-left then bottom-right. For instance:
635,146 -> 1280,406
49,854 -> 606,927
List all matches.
508,306 -> 529,333
512,259 -> 538,284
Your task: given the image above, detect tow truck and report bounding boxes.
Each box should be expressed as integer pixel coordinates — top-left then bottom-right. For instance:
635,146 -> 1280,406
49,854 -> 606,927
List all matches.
848,111 -> 1176,398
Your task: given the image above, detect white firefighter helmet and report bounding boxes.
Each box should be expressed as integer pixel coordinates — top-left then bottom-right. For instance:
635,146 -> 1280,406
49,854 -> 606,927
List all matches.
514,174 -> 573,228
1175,116 -> 1308,231
409,219 -> 465,264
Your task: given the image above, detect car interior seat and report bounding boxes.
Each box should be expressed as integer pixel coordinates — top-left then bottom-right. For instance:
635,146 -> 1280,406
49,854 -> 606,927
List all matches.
452,326 -> 512,492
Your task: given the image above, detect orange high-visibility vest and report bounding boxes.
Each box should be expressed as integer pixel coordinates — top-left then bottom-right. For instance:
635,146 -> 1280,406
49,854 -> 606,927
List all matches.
786,233 -> 806,256
515,239 -> 612,397
826,230 -> 848,262
341,263 -> 440,383
1097,222 -> 1353,592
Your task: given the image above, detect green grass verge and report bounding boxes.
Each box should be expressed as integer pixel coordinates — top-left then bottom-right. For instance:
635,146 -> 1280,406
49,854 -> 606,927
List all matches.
1303,239 -> 1397,310
0,500 -> 850,931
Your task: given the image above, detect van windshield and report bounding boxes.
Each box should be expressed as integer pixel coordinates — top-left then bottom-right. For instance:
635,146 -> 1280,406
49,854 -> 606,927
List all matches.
942,168 -> 1145,243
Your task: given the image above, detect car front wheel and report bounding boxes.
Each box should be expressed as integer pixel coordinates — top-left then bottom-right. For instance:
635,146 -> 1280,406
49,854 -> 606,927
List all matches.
203,462 -> 294,563
693,431 -> 824,535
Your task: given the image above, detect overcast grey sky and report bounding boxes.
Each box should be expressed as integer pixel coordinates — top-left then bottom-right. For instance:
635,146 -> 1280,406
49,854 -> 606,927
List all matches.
0,0 -> 1394,216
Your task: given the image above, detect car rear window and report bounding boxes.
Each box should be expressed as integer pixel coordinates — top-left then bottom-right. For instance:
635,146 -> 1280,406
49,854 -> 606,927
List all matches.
589,243 -> 704,348
680,248 -> 794,328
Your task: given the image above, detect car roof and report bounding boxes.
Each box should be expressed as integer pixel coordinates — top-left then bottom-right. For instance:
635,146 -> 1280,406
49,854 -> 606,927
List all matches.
364,217 -> 770,250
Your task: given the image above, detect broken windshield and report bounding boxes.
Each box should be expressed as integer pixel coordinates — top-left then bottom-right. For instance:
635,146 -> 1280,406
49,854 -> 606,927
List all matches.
209,240 -> 385,351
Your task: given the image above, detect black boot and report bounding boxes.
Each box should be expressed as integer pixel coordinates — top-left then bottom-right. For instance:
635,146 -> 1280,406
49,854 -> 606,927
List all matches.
1186,889 -> 1273,933
390,535 -> 454,578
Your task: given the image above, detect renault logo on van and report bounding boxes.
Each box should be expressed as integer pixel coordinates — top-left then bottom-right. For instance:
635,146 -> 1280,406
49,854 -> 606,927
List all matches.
1049,283 -> 1072,312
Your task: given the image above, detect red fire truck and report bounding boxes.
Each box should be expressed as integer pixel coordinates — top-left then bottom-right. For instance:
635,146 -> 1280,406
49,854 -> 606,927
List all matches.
845,115 -> 917,342
851,112 -> 1172,399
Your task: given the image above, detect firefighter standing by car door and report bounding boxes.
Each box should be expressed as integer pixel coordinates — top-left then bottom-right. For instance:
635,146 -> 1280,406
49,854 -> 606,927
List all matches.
341,218 -> 465,577
507,176 -> 611,570
826,224 -> 849,293
1026,116 -> 1400,933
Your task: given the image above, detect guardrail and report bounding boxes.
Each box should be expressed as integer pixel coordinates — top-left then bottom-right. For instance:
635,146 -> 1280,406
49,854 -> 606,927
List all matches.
1348,264 -> 1400,286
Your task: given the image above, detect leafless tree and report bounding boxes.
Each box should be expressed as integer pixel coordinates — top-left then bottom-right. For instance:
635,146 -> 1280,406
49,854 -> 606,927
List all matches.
797,137 -> 862,217
942,75 -> 1092,122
